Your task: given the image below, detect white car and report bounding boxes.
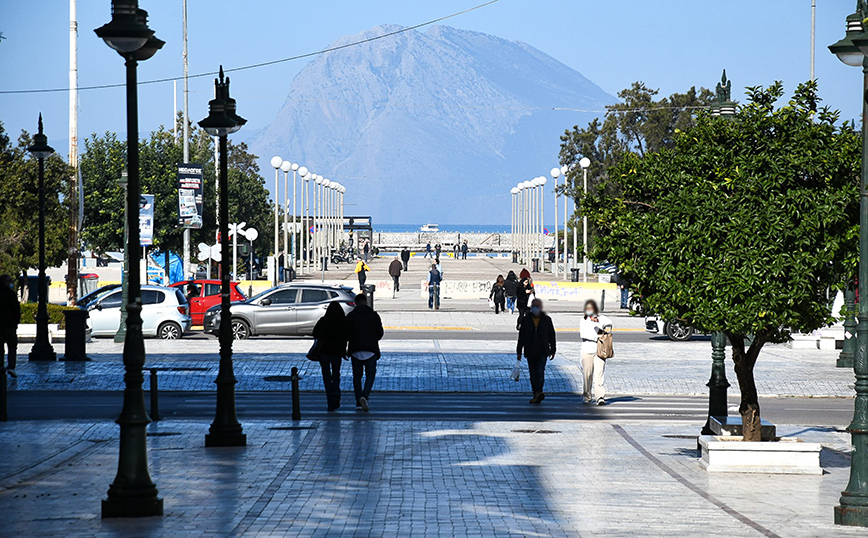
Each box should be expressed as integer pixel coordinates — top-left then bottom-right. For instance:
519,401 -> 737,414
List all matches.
81,285 -> 192,339
645,316 -> 695,341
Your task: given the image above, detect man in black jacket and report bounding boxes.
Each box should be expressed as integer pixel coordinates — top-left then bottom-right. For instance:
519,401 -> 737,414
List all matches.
346,294 -> 384,411
0,275 -> 20,378
516,298 -> 556,404
400,247 -> 411,271
388,256 -> 403,293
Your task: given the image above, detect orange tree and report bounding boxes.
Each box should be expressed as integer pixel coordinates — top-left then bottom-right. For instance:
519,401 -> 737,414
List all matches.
580,81 -> 859,440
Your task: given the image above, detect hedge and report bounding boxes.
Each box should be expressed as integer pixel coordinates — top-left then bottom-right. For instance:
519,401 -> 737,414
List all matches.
19,302 -> 79,329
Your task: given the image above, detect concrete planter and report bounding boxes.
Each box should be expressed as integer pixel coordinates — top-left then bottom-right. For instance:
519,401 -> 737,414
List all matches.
698,435 -> 822,475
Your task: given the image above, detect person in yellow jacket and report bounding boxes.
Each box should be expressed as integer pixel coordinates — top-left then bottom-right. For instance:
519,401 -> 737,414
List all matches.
355,259 -> 371,288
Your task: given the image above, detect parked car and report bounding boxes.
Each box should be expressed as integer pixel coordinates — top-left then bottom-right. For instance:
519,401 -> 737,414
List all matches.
81,285 -> 192,339
77,284 -> 121,310
169,279 -> 246,325
204,283 -> 356,339
645,315 -> 695,341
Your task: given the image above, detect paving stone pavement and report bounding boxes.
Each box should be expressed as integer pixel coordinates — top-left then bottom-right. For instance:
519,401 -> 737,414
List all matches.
0,419 -> 860,538
7,338 -> 855,397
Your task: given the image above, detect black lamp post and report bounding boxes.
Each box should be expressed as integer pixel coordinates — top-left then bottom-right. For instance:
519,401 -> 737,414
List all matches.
199,66 -> 247,447
95,0 -> 164,519
700,71 -> 736,438
27,114 -> 57,362
114,168 -> 129,343
829,0 -> 868,527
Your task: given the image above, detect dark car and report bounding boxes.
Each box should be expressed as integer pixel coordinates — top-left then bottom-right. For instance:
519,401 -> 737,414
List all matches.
204,283 -> 356,339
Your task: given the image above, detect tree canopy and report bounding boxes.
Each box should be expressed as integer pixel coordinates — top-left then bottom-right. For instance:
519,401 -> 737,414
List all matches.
578,80 -> 860,439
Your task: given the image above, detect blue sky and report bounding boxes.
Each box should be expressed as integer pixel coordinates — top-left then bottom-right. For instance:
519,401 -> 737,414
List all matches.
0,0 -> 859,167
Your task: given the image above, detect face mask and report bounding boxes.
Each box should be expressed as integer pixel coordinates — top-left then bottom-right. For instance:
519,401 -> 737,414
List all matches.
530,306 -> 541,316
585,309 -> 595,316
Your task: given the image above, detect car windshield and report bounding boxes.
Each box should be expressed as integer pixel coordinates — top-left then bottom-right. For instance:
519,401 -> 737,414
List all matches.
246,288 -> 274,303
78,286 -> 119,309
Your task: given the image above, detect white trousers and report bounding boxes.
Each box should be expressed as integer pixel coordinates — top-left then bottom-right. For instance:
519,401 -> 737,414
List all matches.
581,352 -> 606,401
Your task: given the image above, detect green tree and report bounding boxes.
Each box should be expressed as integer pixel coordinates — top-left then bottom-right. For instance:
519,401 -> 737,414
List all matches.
79,124 -> 274,274
0,121 -> 72,278
580,81 -> 860,440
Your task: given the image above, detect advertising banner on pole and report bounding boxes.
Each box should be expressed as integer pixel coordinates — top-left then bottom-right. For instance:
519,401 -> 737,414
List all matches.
140,194 -> 155,246
177,163 -> 204,229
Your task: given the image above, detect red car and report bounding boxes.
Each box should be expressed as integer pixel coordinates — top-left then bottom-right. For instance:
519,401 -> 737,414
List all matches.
170,280 -> 246,326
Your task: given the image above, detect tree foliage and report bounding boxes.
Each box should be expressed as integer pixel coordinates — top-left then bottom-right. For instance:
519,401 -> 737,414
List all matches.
0,121 -> 72,277
579,81 -> 860,439
79,124 -> 275,270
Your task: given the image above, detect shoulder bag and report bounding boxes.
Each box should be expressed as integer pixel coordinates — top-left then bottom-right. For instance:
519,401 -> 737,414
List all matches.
596,329 -> 614,359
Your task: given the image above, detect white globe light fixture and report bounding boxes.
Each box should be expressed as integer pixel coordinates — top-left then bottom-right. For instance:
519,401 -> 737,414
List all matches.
291,162 -> 299,171
269,155 -> 282,169
580,157 -> 591,169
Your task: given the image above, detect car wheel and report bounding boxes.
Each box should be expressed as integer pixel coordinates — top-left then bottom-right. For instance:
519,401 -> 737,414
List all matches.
665,320 -> 694,341
158,321 -> 182,340
231,319 -> 250,340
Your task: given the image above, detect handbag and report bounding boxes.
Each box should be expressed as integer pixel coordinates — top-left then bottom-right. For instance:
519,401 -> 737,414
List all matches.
306,339 -> 323,361
596,330 -> 614,359
509,360 -> 521,382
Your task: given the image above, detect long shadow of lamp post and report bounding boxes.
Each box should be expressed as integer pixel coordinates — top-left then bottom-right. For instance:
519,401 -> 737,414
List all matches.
199,66 -> 247,448
95,0 -> 164,518
27,114 -> 56,362
829,0 -> 868,527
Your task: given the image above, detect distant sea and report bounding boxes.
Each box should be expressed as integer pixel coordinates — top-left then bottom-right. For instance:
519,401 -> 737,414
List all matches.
373,224 -> 510,234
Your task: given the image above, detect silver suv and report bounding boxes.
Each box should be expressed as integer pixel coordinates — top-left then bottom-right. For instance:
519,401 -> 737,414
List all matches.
204,283 -> 357,339
82,285 -> 192,339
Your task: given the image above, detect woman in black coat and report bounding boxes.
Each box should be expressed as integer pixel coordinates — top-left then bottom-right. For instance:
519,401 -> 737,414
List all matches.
489,274 -> 506,314
311,302 -> 349,411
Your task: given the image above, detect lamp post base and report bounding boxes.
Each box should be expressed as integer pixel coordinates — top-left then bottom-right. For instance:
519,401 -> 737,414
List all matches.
835,503 -> 868,527
837,353 -> 855,368
28,342 -> 56,362
205,431 -> 246,448
102,496 -> 163,519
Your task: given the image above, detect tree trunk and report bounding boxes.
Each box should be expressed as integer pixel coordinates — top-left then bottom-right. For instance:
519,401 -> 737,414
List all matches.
726,332 -> 767,442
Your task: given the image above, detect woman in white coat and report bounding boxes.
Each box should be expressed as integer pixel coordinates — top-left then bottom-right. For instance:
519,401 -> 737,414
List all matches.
579,299 -> 613,405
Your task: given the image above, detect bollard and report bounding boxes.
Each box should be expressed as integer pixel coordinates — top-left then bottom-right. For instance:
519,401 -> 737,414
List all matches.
600,289 -> 606,312
149,368 -> 161,421
60,309 -> 90,361
291,366 -> 301,421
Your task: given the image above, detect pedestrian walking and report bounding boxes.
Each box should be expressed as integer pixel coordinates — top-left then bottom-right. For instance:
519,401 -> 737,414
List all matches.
504,270 -> 519,314
489,275 -> 506,314
363,241 -> 370,263
461,240 -> 468,260
515,268 -> 535,330
580,299 -> 613,405
401,247 -> 411,271
516,298 -> 556,404
346,293 -> 383,411
425,242 -> 432,259
354,259 -> 370,289
453,244 -> 459,258
434,257 -> 443,279
435,243 -> 442,259
310,302 -> 348,411
426,263 -> 442,310
0,275 -> 20,378
389,256 -> 403,293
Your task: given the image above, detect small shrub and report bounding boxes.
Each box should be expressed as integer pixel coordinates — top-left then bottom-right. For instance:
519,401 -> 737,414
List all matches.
18,302 -> 79,329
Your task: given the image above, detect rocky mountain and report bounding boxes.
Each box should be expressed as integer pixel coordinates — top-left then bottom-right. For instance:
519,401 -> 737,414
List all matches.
248,24 -> 614,225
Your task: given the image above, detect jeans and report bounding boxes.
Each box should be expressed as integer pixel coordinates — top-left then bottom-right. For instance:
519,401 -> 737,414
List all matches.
620,287 -> 629,308
358,272 -> 367,288
506,297 -> 516,313
319,355 -> 342,407
403,261 -> 408,271
428,284 -> 440,309
494,298 -> 505,314
351,357 -> 377,404
392,275 -> 400,292
1,327 -> 17,370
526,355 -> 547,395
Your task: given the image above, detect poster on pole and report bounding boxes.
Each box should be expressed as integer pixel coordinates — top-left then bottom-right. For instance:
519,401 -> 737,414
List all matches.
140,194 -> 155,246
177,163 -> 204,229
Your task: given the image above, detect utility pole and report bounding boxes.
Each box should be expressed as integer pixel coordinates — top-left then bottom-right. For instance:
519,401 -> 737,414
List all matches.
67,0 -> 79,305
810,0 -> 816,81
182,0 -> 191,278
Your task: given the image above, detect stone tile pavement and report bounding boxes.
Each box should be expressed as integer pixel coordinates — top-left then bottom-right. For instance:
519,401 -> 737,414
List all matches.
6,338 -> 856,397
0,419 -> 860,537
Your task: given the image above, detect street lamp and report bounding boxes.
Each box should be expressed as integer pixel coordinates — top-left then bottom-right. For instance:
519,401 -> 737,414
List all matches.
551,167 -> 561,279
27,115 -> 57,362
561,164 -> 570,273
198,66 -> 247,449
270,155 -> 282,285
280,160 -> 292,282
314,174 -> 323,271
291,162 -> 299,272
579,157 -> 591,282
298,167 -> 309,273
95,0 -> 164,518
830,2 -> 868,526
114,168 -> 129,343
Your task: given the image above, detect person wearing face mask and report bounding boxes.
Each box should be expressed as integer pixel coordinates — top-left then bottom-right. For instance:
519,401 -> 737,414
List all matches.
580,299 -> 613,405
516,298 -> 556,404
0,275 -> 20,378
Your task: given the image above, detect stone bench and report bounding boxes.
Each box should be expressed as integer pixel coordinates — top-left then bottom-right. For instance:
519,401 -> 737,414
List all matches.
699,435 -> 821,474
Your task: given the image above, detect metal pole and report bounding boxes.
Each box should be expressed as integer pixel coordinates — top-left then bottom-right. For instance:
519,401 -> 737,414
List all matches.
102,55 -> 162,519
701,331 -> 730,437
540,182 -> 545,272
283,167 -> 289,280
841,286 -> 858,367
553,175 -> 559,278
68,0 -> 79,305
182,0 -> 190,279
115,170 -> 128,342
29,121 -> 56,362
834,55 -> 868,528
583,167 -> 589,282
273,167 -> 279,285
303,177 -> 308,274
292,169 -> 297,272
205,133 -> 246,448
810,0 -> 816,81
565,171 -> 569,274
